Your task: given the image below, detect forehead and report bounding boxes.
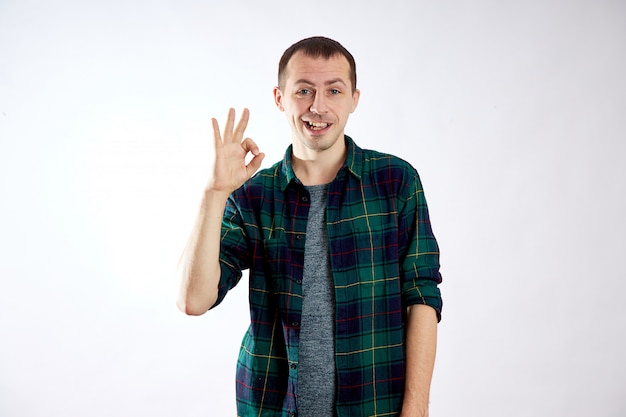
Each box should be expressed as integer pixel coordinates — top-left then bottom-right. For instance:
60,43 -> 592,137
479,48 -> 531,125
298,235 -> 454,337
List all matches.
284,51 -> 351,85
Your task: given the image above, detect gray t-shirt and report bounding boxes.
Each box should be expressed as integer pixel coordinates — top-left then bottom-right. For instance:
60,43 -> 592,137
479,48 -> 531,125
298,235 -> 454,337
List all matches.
297,184 -> 337,417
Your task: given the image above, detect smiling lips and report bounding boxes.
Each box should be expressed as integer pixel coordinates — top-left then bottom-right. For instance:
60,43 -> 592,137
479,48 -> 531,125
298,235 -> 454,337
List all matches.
304,120 -> 331,131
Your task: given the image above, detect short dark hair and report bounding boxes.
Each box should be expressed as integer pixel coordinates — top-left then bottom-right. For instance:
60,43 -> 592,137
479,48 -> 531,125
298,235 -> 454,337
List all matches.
277,36 -> 357,93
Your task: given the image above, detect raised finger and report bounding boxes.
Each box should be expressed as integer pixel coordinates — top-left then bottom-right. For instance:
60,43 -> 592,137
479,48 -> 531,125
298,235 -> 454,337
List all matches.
211,117 -> 222,149
233,108 -> 250,141
223,108 -> 236,142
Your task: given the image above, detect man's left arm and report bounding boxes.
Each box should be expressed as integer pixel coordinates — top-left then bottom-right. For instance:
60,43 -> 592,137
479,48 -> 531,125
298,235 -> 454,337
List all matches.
397,166 -> 442,416
400,304 -> 438,417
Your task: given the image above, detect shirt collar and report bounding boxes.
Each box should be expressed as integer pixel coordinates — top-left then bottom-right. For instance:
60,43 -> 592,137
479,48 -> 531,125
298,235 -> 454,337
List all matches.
279,135 -> 363,190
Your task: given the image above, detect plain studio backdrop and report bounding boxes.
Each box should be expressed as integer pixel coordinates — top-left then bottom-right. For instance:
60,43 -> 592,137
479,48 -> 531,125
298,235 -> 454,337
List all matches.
1,1 -> 625,416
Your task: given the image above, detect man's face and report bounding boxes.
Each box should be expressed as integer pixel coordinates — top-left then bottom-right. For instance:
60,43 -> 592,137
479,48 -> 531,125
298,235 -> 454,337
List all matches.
274,51 -> 360,157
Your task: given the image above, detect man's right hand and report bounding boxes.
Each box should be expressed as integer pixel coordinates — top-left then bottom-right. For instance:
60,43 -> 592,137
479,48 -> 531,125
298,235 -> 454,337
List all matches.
207,108 -> 265,195
177,108 -> 264,315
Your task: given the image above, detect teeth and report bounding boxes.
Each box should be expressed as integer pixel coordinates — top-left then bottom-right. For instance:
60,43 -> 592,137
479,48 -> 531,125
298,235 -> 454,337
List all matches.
307,121 -> 328,129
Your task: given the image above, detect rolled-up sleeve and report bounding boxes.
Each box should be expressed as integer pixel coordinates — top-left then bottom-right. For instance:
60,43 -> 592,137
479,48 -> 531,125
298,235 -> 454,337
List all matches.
212,196 -> 248,309
400,173 -> 443,321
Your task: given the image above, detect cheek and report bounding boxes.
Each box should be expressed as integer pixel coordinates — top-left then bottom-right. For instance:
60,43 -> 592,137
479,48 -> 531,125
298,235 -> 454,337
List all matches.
287,102 -> 307,116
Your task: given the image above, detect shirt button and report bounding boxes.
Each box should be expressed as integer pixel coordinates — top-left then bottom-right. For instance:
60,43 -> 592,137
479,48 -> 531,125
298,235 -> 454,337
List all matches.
296,279 -> 302,284
291,322 -> 299,327
302,196 -> 309,202
296,235 -> 303,240
290,363 -> 297,369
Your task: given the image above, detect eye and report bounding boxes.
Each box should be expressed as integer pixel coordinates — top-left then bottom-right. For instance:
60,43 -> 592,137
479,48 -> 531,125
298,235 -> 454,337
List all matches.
329,88 -> 341,95
297,88 -> 312,95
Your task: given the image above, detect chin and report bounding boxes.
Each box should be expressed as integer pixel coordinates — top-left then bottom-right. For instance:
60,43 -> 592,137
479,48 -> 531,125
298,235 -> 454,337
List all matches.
309,136 -> 342,152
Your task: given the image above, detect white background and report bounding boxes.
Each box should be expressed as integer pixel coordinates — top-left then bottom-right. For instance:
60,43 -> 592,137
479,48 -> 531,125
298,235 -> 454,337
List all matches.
1,1 -> 625,416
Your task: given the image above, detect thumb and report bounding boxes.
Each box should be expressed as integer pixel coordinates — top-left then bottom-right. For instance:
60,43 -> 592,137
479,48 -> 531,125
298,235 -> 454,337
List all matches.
246,152 -> 265,178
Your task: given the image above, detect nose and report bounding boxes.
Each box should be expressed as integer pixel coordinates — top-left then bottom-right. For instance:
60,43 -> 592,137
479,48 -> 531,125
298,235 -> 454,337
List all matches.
310,92 -> 328,115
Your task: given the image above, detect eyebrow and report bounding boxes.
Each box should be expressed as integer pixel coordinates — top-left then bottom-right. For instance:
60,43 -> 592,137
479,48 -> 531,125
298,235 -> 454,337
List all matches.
294,78 -> 348,87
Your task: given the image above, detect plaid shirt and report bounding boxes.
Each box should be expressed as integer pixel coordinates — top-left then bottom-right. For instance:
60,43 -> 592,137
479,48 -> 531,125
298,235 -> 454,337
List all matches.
215,136 -> 442,417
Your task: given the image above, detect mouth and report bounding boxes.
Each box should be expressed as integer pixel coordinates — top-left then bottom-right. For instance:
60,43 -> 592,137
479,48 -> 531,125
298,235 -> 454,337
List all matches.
303,120 -> 332,132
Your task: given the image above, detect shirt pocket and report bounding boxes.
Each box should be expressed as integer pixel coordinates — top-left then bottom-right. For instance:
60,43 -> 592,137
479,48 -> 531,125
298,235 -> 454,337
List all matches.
261,237 -> 303,288
334,213 -> 399,276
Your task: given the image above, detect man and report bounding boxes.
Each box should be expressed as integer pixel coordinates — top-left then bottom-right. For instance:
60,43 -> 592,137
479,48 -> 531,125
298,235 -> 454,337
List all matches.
177,36 -> 442,417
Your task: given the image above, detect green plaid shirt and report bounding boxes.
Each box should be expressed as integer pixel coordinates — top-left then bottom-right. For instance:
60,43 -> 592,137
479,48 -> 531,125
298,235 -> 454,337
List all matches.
215,136 -> 442,417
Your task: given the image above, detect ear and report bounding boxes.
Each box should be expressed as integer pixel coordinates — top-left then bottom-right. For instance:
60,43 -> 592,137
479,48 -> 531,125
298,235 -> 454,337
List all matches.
273,86 -> 285,111
350,88 -> 361,113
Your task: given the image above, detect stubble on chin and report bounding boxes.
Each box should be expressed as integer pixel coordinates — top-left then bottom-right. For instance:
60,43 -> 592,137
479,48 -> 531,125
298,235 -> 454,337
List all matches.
301,132 -> 345,155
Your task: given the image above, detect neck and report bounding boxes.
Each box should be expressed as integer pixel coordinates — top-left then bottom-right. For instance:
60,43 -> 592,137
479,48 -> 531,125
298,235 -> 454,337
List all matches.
292,141 -> 347,186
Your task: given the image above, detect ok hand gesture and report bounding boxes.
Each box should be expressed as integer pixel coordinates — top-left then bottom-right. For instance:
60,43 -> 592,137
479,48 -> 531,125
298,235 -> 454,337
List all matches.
207,108 -> 265,195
